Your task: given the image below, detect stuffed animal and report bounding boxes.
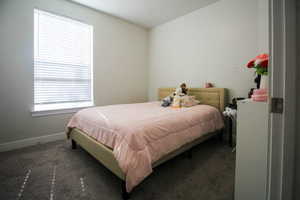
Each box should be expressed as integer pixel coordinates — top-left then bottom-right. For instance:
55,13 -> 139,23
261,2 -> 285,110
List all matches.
223,107 -> 237,119
204,82 -> 214,88
161,83 -> 189,107
171,83 -> 188,108
161,95 -> 173,107
181,83 -> 188,95
171,95 -> 181,108
172,83 -> 188,96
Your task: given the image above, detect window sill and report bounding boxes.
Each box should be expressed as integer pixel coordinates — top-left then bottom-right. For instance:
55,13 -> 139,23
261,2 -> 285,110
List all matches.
31,105 -> 94,117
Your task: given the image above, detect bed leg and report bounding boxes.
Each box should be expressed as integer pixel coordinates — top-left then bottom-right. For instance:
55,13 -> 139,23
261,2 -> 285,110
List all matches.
71,139 -> 77,149
121,181 -> 130,200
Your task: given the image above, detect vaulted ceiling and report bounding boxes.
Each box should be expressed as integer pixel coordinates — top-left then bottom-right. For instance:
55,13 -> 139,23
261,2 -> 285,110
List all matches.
70,0 -> 219,28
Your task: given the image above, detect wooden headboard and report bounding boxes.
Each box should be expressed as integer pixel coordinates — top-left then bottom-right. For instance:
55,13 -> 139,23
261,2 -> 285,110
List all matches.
158,88 -> 227,111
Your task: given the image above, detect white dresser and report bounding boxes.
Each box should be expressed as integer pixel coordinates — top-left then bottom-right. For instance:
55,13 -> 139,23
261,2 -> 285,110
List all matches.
235,100 -> 269,200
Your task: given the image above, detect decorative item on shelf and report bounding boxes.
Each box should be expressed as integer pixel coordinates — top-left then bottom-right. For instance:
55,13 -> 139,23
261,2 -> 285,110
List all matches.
251,89 -> 268,102
246,53 -> 269,102
204,82 -> 213,88
259,75 -> 268,89
254,75 -> 261,89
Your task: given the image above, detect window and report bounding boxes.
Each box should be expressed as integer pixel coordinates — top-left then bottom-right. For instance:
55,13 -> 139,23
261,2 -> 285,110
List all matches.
33,9 -> 93,113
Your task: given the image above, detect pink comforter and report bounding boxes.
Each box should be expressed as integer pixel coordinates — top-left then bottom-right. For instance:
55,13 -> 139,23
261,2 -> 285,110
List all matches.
67,101 -> 224,192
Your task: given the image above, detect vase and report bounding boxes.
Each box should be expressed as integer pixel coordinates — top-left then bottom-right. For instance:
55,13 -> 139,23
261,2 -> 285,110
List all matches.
260,75 -> 268,89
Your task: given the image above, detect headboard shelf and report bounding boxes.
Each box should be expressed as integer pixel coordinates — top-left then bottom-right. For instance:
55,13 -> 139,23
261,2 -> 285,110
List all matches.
158,88 -> 227,111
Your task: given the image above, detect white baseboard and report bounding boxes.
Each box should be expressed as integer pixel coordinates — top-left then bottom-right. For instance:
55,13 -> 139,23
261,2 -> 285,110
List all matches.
0,132 -> 66,152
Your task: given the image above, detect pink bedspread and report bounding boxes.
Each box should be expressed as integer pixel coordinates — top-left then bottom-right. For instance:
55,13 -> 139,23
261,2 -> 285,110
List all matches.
67,101 -> 224,192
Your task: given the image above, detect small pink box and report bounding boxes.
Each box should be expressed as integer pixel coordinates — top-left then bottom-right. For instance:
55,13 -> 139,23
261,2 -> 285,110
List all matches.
253,89 -> 267,95
252,95 -> 268,102
251,89 -> 268,102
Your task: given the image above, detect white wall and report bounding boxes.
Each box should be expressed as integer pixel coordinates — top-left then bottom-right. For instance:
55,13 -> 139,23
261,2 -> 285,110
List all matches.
0,0 -> 148,144
0,0 -> 269,147
148,0 -> 268,100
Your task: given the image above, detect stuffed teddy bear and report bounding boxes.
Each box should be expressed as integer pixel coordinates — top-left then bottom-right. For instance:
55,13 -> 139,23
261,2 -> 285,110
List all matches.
173,83 -> 188,96
181,83 -> 188,95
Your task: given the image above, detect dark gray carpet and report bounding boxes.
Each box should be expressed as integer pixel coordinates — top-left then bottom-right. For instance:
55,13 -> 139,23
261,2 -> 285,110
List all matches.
0,138 -> 235,200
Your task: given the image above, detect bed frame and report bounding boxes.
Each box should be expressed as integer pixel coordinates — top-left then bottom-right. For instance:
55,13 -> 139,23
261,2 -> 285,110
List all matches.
69,88 -> 227,199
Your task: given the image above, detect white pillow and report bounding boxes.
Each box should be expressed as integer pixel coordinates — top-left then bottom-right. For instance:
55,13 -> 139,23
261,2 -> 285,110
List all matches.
181,96 -> 200,107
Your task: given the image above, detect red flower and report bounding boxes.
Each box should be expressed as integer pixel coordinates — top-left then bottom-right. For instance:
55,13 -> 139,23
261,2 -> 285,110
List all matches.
247,59 -> 255,68
247,53 -> 269,68
259,59 -> 268,68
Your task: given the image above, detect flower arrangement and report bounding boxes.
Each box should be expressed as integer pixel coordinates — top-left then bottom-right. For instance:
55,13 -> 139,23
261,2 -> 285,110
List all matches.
247,53 -> 269,75
247,53 -> 269,102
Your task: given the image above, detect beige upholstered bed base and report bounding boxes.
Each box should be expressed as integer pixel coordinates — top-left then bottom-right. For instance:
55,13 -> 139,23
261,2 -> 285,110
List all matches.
70,128 -> 220,181
69,88 -> 227,187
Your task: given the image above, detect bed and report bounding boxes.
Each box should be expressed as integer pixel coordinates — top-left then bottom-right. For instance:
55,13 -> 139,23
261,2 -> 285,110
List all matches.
67,88 -> 227,199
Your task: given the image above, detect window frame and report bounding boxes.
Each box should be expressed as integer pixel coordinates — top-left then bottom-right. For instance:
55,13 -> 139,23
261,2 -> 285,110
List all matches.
31,9 -> 94,117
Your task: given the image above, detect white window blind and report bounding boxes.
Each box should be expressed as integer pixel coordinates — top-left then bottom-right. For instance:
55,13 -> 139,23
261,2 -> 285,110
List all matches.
34,9 -> 93,112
